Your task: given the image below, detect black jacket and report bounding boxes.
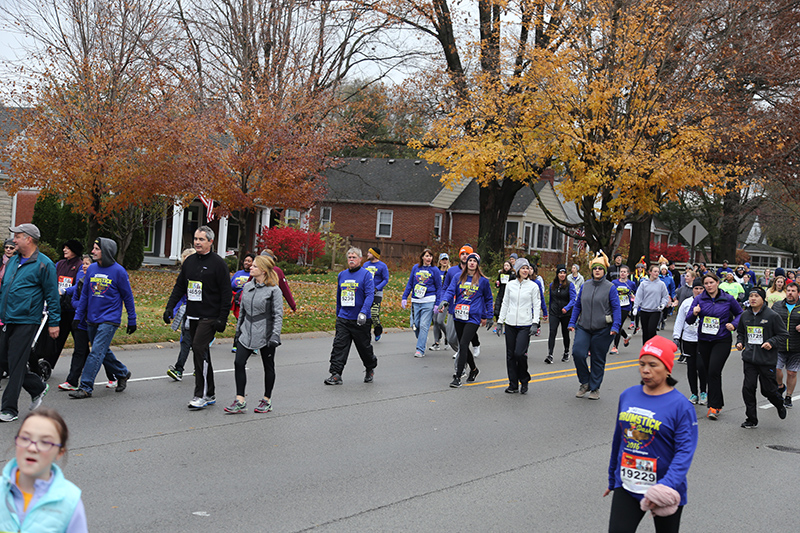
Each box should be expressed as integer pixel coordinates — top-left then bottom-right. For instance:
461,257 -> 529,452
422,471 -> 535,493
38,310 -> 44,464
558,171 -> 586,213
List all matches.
736,305 -> 787,366
771,299 -> 800,353
166,251 -> 232,323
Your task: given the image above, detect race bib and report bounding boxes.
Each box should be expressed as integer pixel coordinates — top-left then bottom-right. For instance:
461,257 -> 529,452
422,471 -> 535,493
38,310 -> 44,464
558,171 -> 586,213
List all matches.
413,283 -> 427,299
620,452 -> 657,495
747,326 -> 764,345
58,275 -> 73,292
455,303 -> 470,321
500,274 -> 510,285
341,289 -> 355,307
187,281 -> 203,302
701,316 -> 720,335
618,292 -> 630,307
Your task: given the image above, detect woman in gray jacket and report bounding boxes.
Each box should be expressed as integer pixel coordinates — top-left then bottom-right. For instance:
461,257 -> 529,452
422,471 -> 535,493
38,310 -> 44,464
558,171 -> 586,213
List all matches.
225,255 -> 284,414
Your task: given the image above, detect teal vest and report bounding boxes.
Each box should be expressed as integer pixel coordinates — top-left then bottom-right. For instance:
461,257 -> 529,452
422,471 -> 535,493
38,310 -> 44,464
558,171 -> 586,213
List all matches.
1,460 -> 82,532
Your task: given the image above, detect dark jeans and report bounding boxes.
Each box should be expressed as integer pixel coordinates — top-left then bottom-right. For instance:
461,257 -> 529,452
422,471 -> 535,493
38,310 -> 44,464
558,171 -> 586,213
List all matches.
371,296 -> 383,338
548,314 -> 571,355
235,342 -> 276,398
50,307 -> 76,367
681,340 -> 706,396
189,318 -> 218,399
329,317 -> 377,376
505,325 -> 531,387
454,321 -> 479,377
614,309 -> 630,348
0,324 -> 47,417
608,487 -> 683,533
639,311 -> 661,344
742,361 -> 783,423
697,337 -> 732,410
572,325 -> 614,391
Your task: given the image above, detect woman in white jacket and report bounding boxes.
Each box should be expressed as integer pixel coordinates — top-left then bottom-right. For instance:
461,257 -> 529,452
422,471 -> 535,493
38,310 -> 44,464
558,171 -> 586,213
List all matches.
673,278 -> 707,405
498,258 -> 542,394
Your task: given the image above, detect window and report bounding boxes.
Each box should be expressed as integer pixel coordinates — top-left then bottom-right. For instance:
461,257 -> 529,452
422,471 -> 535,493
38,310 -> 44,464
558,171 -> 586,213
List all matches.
286,209 -> 301,227
505,221 -> 519,246
376,210 -> 393,238
433,213 -> 442,240
227,220 -> 240,251
523,222 -> 533,250
143,220 -> 156,253
536,224 -> 550,249
551,227 -> 563,250
320,207 -> 332,232
750,256 -> 778,268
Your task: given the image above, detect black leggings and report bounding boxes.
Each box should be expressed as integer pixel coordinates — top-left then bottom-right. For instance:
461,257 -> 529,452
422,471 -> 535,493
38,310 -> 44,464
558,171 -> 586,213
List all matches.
681,340 -> 707,396
608,488 -> 683,533
639,311 -> 661,344
697,338 -> 732,410
547,314 -> 571,355
454,321 -> 479,377
614,309 -> 630,348
234,342 -> 276,398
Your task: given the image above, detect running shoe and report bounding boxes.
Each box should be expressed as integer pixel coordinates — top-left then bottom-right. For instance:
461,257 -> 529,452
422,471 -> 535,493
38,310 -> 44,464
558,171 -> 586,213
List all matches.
69,389 -> 91,399
449,377 -> 462,388
167,366 -> 183,382
699,392 -> 708,405
785,396 -> 793,409
610,347 -> 618,354
707,407 -> 720,420
471,345 -> 481,358
30,384 -> 49,410
520,382 -> 529,395
778,405 -> 787,420
505,386 -> 519,394
587,389 -> 600,400
576,383 -> 590,398
544,354 -> 553,364
324,373 -> 343,385
414,350 -> 424,358
224,399 -> 246,414
623,337 -> 630,348
634,326 -> 640,334
740,420 -> 757,429
116,371 -> 131,393
204,395 -> 216,405
467,368 -> 480,382
453,352 -> 457,359
254,398 -> 272,413
0,412 -> 18,423
689,394 -> 699,404
364,369 -> 374,383
374,334 -> 382,342
628,322 -> 634,330
106,380 -> 118,389
57,382 -> 78,391
231,346 -> 237,353
188,397 -> 208,409
778,384 -> 787,397
561,352 -> 570,362
430,342 -> 440,351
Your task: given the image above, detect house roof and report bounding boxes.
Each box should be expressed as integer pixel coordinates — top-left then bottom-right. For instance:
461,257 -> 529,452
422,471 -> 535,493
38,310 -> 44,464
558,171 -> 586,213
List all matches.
323,158 -> 448,205
448,179 -> 543,215
743,242 -> 794,256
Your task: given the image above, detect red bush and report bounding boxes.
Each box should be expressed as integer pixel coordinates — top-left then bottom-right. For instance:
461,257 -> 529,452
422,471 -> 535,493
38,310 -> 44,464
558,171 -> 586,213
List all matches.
649,242 -> 689,263
256,226 -> 325,264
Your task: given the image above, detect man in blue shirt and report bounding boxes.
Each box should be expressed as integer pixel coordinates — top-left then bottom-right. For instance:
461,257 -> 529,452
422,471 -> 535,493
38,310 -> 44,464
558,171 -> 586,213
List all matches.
325,247 -> 377,385
363,247 -> 390,342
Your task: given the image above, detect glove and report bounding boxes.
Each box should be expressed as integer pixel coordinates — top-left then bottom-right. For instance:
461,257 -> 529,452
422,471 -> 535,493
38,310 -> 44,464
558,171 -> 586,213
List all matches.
532,323 -> 540,331
401,299 -> 407,310
657,304 -> 665,311
495,323 -> 504,336
126,324 -> 137,335
214,319 -> 227,332
438,301 -> 449,313
267,339 -> 281,349
357,313 -> 367,326
485,319 -> 494,331
631,308 -> 638,316
162,310 -> 172,324
673,338 -> 680,346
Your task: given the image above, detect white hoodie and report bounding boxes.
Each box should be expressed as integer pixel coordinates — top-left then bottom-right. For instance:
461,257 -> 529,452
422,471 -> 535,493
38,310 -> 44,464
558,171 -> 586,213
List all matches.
499,278 -> 542,326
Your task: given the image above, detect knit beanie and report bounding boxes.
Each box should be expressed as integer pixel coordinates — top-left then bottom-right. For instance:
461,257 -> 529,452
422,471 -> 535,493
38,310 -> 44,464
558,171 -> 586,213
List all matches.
640,336 -> 678,373
459,245 -> 474,256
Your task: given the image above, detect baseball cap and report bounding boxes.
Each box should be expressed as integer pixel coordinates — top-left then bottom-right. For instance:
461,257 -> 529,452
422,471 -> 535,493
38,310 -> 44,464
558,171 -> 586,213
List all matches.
9,223 -> 40,240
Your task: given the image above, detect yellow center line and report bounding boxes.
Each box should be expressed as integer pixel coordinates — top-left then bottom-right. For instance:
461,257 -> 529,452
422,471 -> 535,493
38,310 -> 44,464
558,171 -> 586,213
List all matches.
464,358 -> 642,388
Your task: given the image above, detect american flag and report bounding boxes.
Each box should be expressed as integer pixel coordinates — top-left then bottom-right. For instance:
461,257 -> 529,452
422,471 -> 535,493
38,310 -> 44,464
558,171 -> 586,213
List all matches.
575,227 -> 586,251
200,195 -> 214,223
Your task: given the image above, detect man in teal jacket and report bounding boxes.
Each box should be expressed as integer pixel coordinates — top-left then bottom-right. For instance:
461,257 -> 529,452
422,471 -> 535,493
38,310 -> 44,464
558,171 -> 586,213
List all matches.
0,224 -> 60,422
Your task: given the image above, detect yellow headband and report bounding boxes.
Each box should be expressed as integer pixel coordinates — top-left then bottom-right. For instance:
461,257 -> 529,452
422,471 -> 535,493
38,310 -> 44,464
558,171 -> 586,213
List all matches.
369,248 -> 380,260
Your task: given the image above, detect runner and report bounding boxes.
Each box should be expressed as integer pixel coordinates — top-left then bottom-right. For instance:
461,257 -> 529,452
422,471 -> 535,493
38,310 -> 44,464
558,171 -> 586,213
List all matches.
163,226 -> 232,409
766,275 -> 786,308
673,278 -> 707,405
673,269 -> 695,308
658,265 -> 676,330
498,258 -> 540,394
758,268 -> 772,288
440,253 -> 493,388
685,272 -> 743,420
607,253 -> 624,281
166,248 -> 197,382
363,247 -> 389,341
611,266 -> 636,355
569,264 -> 585,292
716,260 -> 733,278
0,408 -> 87,531
69,238 -> 135,400
0,224 -> 57,422
771,280 -> 800,409
324,247 -> 377,385
569,251 -> 621,400
230,252 -> 255,353
719,272 -> 744,303
442,245 -> 481,358
401,248 -> 442,358
225,255 -> 283,414
546,264 -> 576,363
632,265 -> 670,344
604,336 -> 698,533
735,287 -> 787,428
631,257 -> 648,332
430,253 -> 450,350
493,260 -> 516,330
0,238 -> 15,289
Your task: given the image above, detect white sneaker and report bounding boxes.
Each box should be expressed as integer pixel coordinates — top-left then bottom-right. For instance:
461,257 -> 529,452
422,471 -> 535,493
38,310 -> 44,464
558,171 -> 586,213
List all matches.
188,397 -> 208,409
414,350 -> 425,358
471,345 -> 481,358
106,380 -> 118,388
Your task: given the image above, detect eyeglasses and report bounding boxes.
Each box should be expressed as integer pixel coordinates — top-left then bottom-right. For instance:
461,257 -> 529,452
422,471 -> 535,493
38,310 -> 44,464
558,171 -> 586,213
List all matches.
4,246 -> 14,250
14,435 -> 62,452
592,266 -> 605,270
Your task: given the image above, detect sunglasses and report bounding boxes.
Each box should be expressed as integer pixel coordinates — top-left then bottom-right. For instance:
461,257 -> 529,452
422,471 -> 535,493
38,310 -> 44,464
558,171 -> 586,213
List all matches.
4,246 -> 15,250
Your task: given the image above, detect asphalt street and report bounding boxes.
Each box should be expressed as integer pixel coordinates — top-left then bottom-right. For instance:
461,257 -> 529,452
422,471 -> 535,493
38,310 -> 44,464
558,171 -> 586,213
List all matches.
0,319 -> 797,532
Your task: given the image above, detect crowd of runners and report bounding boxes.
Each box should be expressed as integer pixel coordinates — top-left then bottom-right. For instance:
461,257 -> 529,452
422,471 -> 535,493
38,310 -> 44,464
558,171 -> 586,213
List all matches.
1,222 -> 798,532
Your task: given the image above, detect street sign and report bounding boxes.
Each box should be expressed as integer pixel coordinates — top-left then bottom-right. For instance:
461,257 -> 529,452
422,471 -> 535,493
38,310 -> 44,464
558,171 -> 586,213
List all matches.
680,219 -> 708,263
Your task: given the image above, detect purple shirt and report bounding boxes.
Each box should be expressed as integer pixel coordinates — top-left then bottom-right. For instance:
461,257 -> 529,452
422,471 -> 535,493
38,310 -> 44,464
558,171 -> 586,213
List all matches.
685,290 -> 743,342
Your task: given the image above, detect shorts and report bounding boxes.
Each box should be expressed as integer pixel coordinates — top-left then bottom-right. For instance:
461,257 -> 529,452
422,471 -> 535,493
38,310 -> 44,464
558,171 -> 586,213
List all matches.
777,352 -> 800,372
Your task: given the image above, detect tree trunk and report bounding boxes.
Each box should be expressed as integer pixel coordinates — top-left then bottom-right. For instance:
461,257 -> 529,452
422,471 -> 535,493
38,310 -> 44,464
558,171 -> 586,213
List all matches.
236,208 -> 254,267
477,179 -> 525,263
717,189 -> 741,263
628,214 -> 652,268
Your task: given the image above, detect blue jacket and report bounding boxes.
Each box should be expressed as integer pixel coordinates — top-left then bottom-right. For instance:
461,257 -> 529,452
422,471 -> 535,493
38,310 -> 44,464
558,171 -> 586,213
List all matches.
74,239 -> 136,326
441,274 -> 494,324
363,260 -> 390,294
1,460 -> 87,533
402,264 -> 442,302
612,279 -> 637,310
336,266 -> 374,320
0,249 -> 61,327
659,273 -> 676,298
